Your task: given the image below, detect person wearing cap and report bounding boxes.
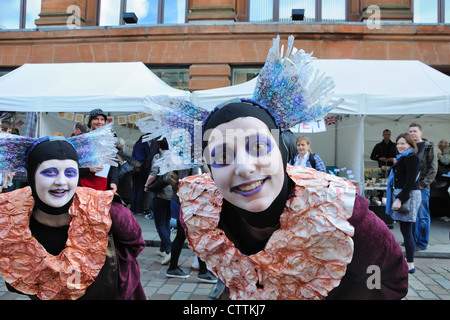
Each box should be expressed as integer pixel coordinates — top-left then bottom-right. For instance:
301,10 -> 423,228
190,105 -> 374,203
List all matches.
79,108 -> 119,192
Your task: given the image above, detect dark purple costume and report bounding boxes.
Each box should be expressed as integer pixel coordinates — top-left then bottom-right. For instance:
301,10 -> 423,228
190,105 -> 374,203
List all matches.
109,201 -> 146,300
327,195 -> 409,299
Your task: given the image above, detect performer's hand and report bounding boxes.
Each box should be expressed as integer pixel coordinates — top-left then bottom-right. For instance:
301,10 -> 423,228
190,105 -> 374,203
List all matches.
110,183 -> 117,193
90,166 -> 103,173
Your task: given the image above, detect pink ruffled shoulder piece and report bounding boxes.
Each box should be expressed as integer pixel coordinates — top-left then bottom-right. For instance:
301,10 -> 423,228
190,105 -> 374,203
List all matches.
179,165 -> 356,300
0,187 -> 113,300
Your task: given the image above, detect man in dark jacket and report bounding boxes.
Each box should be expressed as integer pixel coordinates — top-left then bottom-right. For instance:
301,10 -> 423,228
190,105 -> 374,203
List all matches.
409,123 -> 438,250
370,129 -> 397,167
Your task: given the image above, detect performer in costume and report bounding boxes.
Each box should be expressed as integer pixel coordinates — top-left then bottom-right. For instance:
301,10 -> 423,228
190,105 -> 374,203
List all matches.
0,124 -> 146,300
136,36 -> 409,300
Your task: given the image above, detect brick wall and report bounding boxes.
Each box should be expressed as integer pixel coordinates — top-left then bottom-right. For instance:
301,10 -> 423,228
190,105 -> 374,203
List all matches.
1,0 -> 449,90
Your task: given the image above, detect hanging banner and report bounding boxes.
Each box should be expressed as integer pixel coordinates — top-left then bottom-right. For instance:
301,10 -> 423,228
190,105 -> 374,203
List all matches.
294,118 -> 326,133
55,112 -> 152,127
75,114 -> 84,123
311,118 -> 326,133
299,123 -> 313,133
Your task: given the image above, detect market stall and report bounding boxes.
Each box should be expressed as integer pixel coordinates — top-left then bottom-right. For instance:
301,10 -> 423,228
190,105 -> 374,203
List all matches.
0,61 -> 191,137
191,59 -> 450,193
0,60 -> 449,215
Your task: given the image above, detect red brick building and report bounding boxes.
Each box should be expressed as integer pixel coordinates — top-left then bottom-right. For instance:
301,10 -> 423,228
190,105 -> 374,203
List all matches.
0,0 -> 449,91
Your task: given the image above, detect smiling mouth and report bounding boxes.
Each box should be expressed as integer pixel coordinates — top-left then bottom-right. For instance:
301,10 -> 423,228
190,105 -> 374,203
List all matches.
49,189 -> 68,197
231,178 -> 268,196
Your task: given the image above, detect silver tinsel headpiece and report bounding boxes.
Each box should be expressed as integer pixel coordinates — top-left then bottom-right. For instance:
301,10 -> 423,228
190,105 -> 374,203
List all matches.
0,122 -> 118,173
136,35 -> 342,174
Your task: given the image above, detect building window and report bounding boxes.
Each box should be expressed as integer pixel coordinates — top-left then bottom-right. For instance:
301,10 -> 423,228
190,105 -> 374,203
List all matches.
279,0 -> 316,22
446,0 -> 450,23
99,0 -> 186,26
232,67 -> 261,85
0,0 -> 41,29
414,0 -> 438,23
248,0 -> 347,22
321,0 -> 347,22
150,67 -> 189,90
248,0 -> 274,22
126,0 -> 159,24
99,0 -> 123,26
163,0 -> 187,24
413,0 -> 449,23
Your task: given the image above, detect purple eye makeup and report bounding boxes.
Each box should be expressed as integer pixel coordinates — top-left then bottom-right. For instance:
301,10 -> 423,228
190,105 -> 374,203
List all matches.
40,168 -> 58,177
246,134 -> 273,157
210,134 -> 274,168
211,144 -> 235,168
40,167 -> 78,178
64,168 -> 78,178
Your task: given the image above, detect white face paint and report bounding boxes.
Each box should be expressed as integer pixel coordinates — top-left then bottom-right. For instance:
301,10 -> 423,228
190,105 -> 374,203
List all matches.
34,159 -> 78,208
204,117 -> 285,213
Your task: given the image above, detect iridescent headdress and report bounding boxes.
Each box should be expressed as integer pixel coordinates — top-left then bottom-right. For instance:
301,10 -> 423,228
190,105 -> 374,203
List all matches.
136,35 -> 342,174
0,122 -> 118,173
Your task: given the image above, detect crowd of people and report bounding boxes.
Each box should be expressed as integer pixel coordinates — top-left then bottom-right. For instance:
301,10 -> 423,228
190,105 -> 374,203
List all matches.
0,105 -> 448,301
1,109 -> 218,280
370,123 -> 448,274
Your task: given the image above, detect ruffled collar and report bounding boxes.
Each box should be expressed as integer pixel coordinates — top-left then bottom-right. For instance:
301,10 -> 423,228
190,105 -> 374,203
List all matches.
179,165 -> 356,300
0,187 -> 113,300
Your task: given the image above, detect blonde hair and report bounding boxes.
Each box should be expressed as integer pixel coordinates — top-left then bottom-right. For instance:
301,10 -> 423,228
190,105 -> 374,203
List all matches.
296,136 -> 312,153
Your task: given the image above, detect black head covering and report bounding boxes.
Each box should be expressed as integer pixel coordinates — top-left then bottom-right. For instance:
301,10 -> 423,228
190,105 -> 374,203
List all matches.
202,100 -> 293,248
26,137 -> 79,215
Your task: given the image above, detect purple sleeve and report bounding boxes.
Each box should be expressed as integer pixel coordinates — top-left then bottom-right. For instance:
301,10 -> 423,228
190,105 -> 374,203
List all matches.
327,195 -> 409,300
109,201 -> 147,300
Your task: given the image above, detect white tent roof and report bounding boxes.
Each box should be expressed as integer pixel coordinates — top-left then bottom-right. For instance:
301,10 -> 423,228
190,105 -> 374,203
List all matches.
191,60 -> 450,115
2,60 -> 447,115
0,62 -> 190,112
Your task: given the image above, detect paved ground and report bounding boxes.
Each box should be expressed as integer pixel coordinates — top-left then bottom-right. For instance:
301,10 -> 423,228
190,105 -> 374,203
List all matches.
1,214 -> 449,300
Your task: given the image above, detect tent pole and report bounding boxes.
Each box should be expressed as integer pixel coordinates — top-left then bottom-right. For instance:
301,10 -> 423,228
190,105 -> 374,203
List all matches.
37,112 -> 41,138
359,114 -> 366,197
334,119 -> 338,165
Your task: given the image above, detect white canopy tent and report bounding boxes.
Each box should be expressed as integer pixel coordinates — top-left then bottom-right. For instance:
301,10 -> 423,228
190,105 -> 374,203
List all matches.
0,61 -> 191,138
191,60 -> 450,188
0,62 -> 190,112
192,59 -> 450,114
